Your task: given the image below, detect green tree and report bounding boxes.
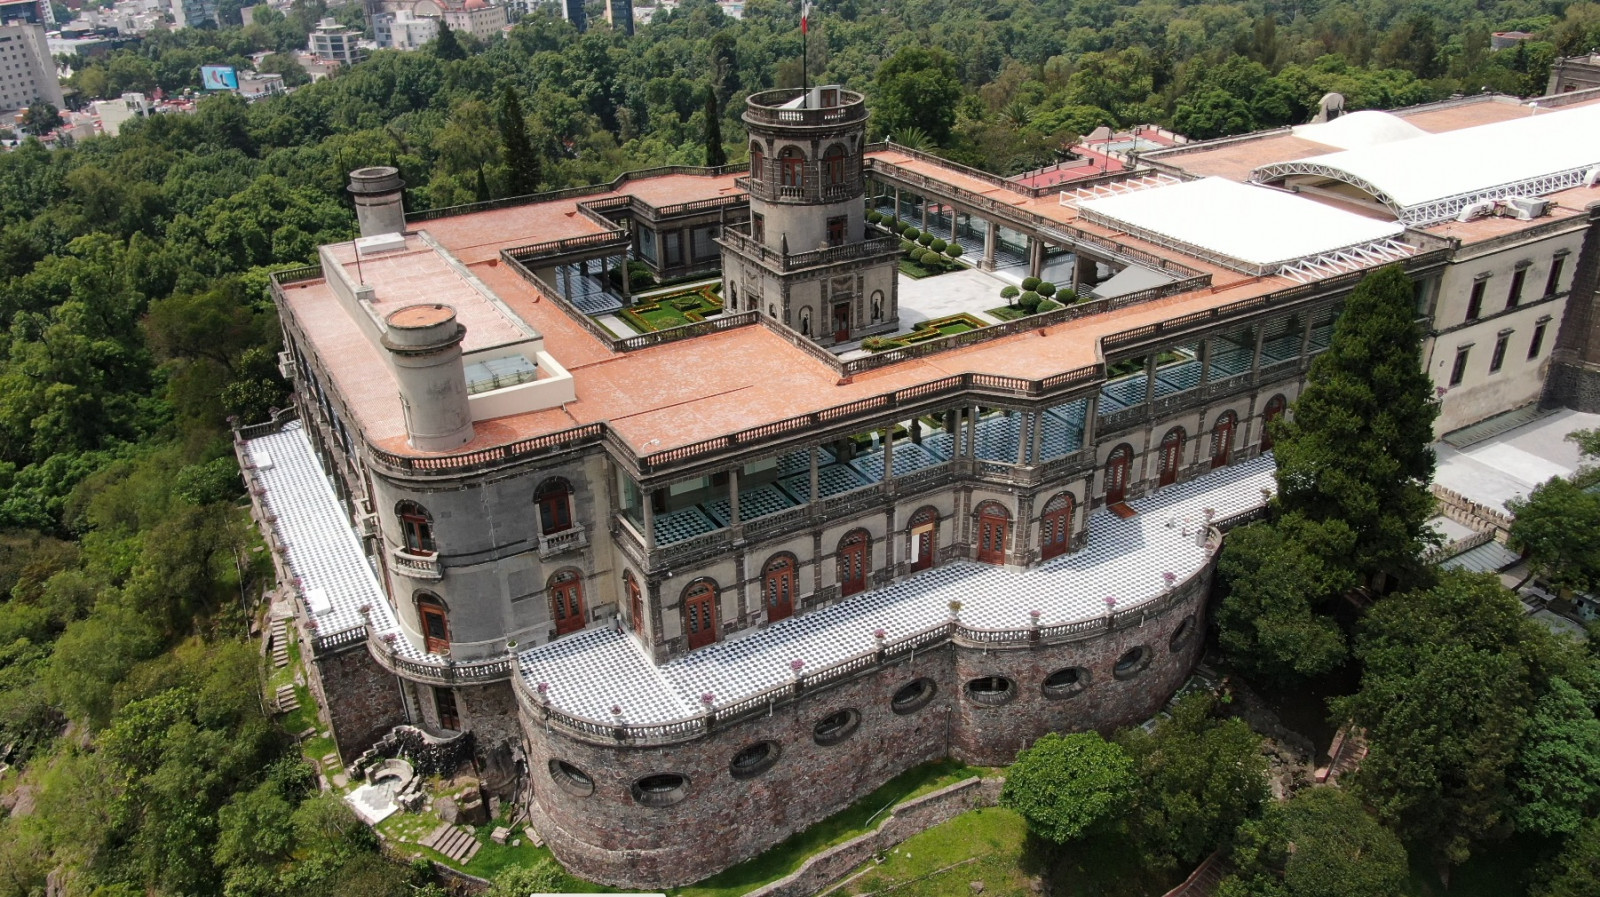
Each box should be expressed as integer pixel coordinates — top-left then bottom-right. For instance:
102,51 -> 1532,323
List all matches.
1215,515 -> 1355,683
1532,815 -> 1600,897
499,86 -> 542,198
1333,571 -> 1539,866
21,103 -> 59,137
703,86 -> 726,168
1272,264 -> 1439,588
432,22 -> 467,62
873,47 -> 962,145
1220,788 -> 1408,897
1507,476 -> 1600,592
1002,731 -> 1137,845
1511,677 -> 1600,838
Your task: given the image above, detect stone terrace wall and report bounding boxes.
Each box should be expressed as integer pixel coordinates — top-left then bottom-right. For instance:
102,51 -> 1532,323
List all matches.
745,777 -> 1005,897
317,644 -> 408,762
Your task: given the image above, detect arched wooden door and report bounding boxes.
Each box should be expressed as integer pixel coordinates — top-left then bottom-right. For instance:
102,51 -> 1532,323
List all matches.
1260,395 -> 1287,452
1105,445 -> 1132,504
909,507 -> 939,572
1040,493 -> 1074,561
684,580 -> 718,649
975,502 -> 1010,565
1210,412 -> 1237,469
1158,428 -> 1185,487
550,569 -> 586,636
626,572 -> 645,635
417,593 -> 450,655
838,530 -> 869,597
763,555 -> 796,622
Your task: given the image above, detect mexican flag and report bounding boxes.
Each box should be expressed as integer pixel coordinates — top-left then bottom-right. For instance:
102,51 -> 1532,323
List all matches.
801,1 -> 811,33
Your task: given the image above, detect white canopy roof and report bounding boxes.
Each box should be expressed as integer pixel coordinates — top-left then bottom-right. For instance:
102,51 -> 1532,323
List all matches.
1075,177 -> 1406,274
1255,102 -> 1600,224
1292,110 -> 1428,150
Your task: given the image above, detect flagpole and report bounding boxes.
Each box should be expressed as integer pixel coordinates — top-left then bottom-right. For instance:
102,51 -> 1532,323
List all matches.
801,1 -> 809,107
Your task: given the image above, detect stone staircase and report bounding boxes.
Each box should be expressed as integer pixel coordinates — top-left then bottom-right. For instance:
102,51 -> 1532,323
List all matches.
270,618 -> 291,668
421,822 -> 481,864
274,684 -> 300,714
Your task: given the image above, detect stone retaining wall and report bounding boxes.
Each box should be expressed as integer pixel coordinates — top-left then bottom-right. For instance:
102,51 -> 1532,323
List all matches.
745,776 -> 1005,897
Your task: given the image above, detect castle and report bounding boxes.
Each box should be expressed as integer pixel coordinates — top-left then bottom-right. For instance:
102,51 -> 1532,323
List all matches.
239,85 -> 1600,886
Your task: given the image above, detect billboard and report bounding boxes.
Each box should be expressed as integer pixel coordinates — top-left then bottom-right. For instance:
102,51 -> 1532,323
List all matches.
201,64 -> 239,91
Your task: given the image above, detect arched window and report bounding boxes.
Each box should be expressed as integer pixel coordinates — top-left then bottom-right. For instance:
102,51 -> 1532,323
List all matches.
908,506 -> 940,572
749,143 -> 764,181
762,555 -> 796,623
974,501 -> 1010,565
799,306 -> 812,336
536,478 -> 574,536
683,579 -> 718,649
397,501 -> 436,556
416,592 -> 450,654
871,290 -> 884,322
838,529 -> 870,597
626,572 -> 645,635
1040,492 -> 1074,561
549,569 -> 586,636
1261,395 -> 1287,452
1105,445 -> 1133,504
1210,411 -> 1237,469
1159,427 -> 1186,487
823,144 -> 846,185
780,147 -> 805,188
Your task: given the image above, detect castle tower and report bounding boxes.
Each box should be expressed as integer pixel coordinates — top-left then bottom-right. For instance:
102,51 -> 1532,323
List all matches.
348,166 -> 407,238
720,86 -> 900,345
382,304 -> 475,451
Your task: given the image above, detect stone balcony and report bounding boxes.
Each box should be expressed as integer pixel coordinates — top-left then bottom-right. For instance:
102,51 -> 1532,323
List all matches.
537,524 -> 589,560
389,547 -> 443,581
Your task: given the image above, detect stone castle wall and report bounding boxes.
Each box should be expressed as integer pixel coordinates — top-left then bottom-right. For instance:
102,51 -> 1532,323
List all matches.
315,644 -> 409,762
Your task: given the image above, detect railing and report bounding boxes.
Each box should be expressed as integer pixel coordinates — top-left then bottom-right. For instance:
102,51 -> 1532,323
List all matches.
1213,504 -> 1269,531
537,525 -> 589,558
404,163 -> 749,222
744,88 -> 867,126
512,565 -> 1227,746
311,624 -> 368,657
1423,528 -> 1496,565
1098,404 -> 1145,433
271,264 -> 323,286
719,226 -> 900,273
368,631 -> 515,685
368,422 -> 605,475
389,547 -> 443,580
614,311 -> 760,351
502,230 -> 631,263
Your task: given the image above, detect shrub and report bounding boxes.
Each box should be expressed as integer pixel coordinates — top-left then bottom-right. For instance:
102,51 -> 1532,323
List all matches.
1037,281 -> 1057,297
945,242 -> 965,259
916,231 -> 935,247
900,239 -> 917,254
867,210 -> 883,224
861,336 -> 896,352
1000,285 -> 1021,302
900,222 -> 918,237
921,249 -> 946,268
1019,291 -> 1041,313
930,237 -> 948,253
1022,276 -> 1041,291
1059,289 -> 1080,304
1037,299 -> 1062,313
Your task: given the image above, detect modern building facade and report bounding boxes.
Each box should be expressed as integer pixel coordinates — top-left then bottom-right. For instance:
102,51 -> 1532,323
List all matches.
0,22 -> 61,113
169,0 -> 217,28
240,86 -> 1600,888
603,0 -> 631,35
309,17 -> 364,65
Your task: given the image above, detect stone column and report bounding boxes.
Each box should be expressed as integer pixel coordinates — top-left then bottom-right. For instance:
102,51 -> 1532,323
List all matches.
1082,396 -> 1099,450
1251,325 -> 1267,378
619,251 -> 631,303
808,446 -> 820,506
920,196 -> 930,230
951,210 -> 960,243
1144,355 -> 1158,404
728,469 -> 741,526
882,429 -> 896,486
1028,237 -> 1044,280
982,222 -> 997,272
1030,411 -> 1045,464
642,492 -> 657,551
966,404 -> 980,458
1015,413 -> 1030,466
894,186 -> 902,219
1199,338 -> 1212,385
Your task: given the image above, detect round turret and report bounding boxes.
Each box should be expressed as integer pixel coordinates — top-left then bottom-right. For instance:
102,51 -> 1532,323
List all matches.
349,166 -> 407,238
382,304 -> 475,451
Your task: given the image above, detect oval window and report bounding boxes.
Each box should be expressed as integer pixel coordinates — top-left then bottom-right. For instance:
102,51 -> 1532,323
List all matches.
1114,646 -> 1151,680
1042,667 -> 1089,699
548,759 -> 594,797
964,676 -> 1016,707
1169,616 -> 1195,652
631,773 -> 689,807
813,708 -> 861,746
891,678 -> 938,715
729,741 -> 781,779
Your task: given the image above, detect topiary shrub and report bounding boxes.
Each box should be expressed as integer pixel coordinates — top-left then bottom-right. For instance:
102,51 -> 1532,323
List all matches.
1022,276 -> 1041,292
867,210 -> 883,224
945,242 -> 965,259
900,222 -> 919,237
916,232 -> 935,247
1059,289 -> 1079,304
1019,291 -> 1041,313
861,336 -> 896,352
901,239 -> 917,254
1037,299 -> 1062,313
1037,282 -> 1057,297
930,237 -> 948,253
1000,285 -> 1021,303
920,249 -> 945,268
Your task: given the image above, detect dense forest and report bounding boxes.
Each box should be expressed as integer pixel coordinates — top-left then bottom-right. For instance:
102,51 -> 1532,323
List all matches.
2,1 -> 1600,895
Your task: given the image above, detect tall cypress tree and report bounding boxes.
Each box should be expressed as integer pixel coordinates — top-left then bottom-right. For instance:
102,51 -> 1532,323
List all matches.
1272,263 -> 1439,586
703,87 -> 726,168
433,21 -> 466,61
500,86 -> 541,198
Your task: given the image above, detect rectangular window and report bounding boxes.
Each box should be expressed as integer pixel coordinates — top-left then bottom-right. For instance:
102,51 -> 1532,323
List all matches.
1450,347 -> 1470,387
1466,280 -> 1486,321
1529,321 -> 1549,359
1489,332 -> 1510,373
751,213 -> 764,244
663,232 -> 682,266
1546,256 -> 1566,296
1507,268 -> 1527,308
827,216 -> 846,247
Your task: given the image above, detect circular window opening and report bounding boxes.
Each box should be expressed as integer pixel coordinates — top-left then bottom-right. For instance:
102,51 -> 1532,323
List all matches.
813,708 -> 861,746
891,678 -> 938,715
729,741 -> 781,779
630,773 -> 689,807
548,759 -> 594,797
964,676 -> 1017,706
1042,667 -> 1089,699
1169,616 -> 1195,653
1114,646 -> 1151,680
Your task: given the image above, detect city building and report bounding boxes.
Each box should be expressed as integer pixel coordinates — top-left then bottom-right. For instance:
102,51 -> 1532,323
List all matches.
169,0 -> 217,28
91,90 -> 149,136
603,0 -> 631,35
236,70 -> 285,99
0,22 -> 63,114
558,0 -> 583,32
309,17 -> 364,65
372,7 -> 437,49
440,0 -> 506,41
0,0 -> 49,25
240,85 -> 1600,888
1549,52 -> 1600,94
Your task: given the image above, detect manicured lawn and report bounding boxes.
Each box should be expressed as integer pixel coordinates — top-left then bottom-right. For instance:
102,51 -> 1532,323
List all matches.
836,807 -> 1036,897
899,257 -> 965,279
618,285 -> 723,333
670,760 -> 992,897
865,314 -> 989,352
